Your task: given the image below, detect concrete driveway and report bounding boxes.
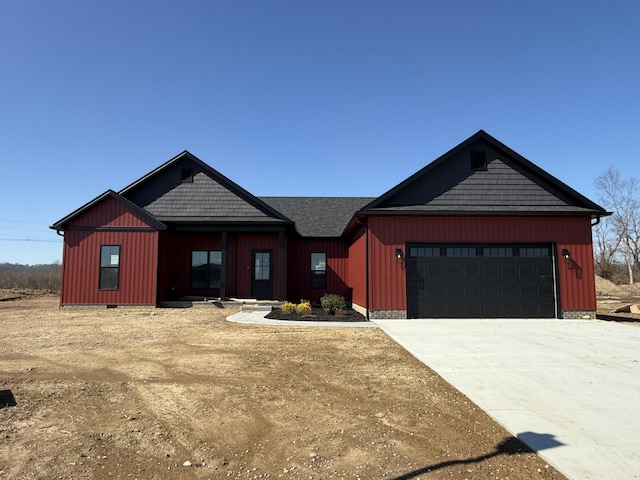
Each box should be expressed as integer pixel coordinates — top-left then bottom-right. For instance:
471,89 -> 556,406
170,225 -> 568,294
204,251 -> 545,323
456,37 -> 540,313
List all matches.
374,318 -> 640,480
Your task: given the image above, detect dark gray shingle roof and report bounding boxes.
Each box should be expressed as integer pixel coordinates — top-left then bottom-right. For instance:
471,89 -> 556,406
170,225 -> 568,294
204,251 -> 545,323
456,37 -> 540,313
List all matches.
363,130 -> 609,217
261,197 -> 375,237
120,151 -> 290,224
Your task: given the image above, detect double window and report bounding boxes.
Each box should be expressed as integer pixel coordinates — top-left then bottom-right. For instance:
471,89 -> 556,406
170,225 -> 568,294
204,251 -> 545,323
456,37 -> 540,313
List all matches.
191,251 -> 222,289
311,252 -> 327,289
99,245 -> 120,290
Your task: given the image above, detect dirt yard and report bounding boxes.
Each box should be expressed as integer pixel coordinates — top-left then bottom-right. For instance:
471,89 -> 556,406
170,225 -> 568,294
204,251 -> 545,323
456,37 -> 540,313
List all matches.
595,275 -> 640,323
0,292 -> 569,480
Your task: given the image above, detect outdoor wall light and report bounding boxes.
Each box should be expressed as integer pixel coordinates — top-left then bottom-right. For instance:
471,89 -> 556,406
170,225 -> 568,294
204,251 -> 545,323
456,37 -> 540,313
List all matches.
562,248 -> 571,263
395,248 -> 404,261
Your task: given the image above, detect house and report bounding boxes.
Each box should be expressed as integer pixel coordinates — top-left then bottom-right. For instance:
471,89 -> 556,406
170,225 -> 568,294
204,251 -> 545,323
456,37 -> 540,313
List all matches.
51,131 -> 609,319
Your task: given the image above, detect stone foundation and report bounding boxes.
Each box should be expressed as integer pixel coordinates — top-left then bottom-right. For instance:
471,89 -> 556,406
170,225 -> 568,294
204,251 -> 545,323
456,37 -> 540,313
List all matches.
562,310 -> 596,320
369,309 -> 407,319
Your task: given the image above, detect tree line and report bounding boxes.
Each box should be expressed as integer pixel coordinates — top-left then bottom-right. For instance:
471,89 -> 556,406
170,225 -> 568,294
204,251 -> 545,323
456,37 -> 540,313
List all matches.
593,168 -> 639,285
0,263 -> 61,291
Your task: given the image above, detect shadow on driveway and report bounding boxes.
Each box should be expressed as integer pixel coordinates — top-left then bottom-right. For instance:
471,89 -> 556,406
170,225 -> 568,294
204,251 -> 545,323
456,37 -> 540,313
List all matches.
390,432 -> 564,480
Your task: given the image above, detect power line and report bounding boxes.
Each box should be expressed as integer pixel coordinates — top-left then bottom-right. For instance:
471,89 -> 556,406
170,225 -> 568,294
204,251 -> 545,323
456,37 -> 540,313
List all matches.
0,238 -> 61,243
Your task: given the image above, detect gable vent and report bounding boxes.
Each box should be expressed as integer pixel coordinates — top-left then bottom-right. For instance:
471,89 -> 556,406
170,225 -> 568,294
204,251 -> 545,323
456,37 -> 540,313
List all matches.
470,151 -> 487,171
181,168 -> 194,183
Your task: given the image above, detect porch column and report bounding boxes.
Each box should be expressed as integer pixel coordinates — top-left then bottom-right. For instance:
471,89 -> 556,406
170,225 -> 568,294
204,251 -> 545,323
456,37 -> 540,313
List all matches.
278,230 -> 285,301
220,231 -> 227,300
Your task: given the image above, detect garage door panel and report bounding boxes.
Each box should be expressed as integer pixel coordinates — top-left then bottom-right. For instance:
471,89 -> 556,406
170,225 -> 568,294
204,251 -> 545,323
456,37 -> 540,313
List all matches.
519,265 -> 536,277
464,303 -> 484,317
446,265 -> 463,278
501,302 -> 520,317
538,284 -> 554,296
465,265 -> 481,278
427,265 -> 445,277
428,283 -> 445,297
501,265 -> 518,278
407,243 -> 557,318
502,284 -> 518,296
520,283 -> 537,297
483,265 -> 500,276
464,283 -> 481,297
538,264 -> 553,277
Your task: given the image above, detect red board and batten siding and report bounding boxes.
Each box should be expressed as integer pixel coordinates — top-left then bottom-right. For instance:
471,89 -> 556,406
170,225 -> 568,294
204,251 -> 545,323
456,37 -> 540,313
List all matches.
347,228 -> 367,313
59,196 -> 160,306
157,232 -> 284,300
366,216 -> 596,314
157,233 -> 223,300
234,233 -> 281,299
286,238 -> 350,303
61,230 -> 159,305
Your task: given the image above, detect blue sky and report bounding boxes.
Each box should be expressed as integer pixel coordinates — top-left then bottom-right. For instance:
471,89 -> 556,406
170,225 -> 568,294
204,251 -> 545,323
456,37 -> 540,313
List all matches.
1,1 -> 638,264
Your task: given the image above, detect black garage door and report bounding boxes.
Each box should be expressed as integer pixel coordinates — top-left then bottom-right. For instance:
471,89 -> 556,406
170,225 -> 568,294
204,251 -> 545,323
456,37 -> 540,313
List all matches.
406,244 -> 557,318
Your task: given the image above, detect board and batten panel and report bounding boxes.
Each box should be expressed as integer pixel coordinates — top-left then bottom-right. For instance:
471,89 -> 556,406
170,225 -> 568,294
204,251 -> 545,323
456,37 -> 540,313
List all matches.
286,238 -> 350,303
367,216 -> 596,314
61,229 -> 159,305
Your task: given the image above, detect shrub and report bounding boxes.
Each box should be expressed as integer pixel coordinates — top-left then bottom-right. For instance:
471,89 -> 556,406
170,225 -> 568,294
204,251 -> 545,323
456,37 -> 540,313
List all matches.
320,293 -> 346,315
281,301 -> 297,314
295,300 -> 312,315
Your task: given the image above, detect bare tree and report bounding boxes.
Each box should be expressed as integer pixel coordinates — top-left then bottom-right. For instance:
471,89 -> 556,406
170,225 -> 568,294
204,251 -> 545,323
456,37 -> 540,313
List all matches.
594,168 -> 640,284
592,220 -> 622,280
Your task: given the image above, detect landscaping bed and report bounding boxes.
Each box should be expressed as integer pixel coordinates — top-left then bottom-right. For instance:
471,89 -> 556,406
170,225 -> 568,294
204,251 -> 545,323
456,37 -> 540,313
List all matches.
265,306 -> 367,322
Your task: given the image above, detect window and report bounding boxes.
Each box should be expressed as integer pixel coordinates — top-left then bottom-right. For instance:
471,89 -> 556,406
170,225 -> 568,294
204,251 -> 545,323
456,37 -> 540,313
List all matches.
254,252 -> 271,281
99,245 -> 120,290
311,252 -> 327,289
191,250 -> 222,289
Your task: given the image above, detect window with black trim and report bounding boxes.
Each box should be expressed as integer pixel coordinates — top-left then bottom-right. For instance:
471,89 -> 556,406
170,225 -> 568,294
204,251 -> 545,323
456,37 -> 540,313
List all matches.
311,252 -> 327,289
191,250 -> 222,289
99,245 -> 120,290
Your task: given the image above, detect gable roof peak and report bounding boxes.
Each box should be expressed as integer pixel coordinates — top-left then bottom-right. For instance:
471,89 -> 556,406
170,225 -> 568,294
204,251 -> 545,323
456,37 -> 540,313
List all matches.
118,151 -> 292,223
360,130 -> 608,216
50,189 -> 166,231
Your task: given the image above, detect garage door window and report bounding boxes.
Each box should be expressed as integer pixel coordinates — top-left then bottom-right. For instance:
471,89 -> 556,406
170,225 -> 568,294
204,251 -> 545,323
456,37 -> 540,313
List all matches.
483,247 -> 514,257
409,247 -> 441,257
446,247 -> 478,257
519,247 -> 550,257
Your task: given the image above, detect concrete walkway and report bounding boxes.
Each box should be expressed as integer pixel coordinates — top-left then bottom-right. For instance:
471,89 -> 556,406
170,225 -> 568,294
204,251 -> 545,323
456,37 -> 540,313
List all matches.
374,318 -> 640,480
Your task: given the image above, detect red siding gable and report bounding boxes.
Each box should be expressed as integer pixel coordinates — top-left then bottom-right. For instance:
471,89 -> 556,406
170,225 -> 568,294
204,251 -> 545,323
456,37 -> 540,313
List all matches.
68,195 -> 159,229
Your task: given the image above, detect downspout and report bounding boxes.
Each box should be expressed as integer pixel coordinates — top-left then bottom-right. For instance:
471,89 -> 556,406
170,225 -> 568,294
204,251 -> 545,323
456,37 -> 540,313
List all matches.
355,215 -> 370,320
590,215 -> 601,227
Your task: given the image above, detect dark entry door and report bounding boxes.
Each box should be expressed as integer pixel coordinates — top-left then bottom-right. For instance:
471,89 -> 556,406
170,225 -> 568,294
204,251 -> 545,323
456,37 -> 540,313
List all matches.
406,243 -> 557,318
252,250 -> 273,299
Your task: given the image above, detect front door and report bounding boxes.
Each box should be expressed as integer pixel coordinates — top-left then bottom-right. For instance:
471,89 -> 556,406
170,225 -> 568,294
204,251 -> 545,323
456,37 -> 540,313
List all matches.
252,250 -> 273,299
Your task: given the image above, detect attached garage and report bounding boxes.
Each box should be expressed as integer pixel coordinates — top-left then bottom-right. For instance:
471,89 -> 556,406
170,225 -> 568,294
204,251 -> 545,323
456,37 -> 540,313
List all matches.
406,243 -> 556,318
347,130 -> 610,320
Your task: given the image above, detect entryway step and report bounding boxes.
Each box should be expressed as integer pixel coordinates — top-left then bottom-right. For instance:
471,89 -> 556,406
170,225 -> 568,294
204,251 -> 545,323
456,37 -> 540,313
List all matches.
242,304 -> 276,313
